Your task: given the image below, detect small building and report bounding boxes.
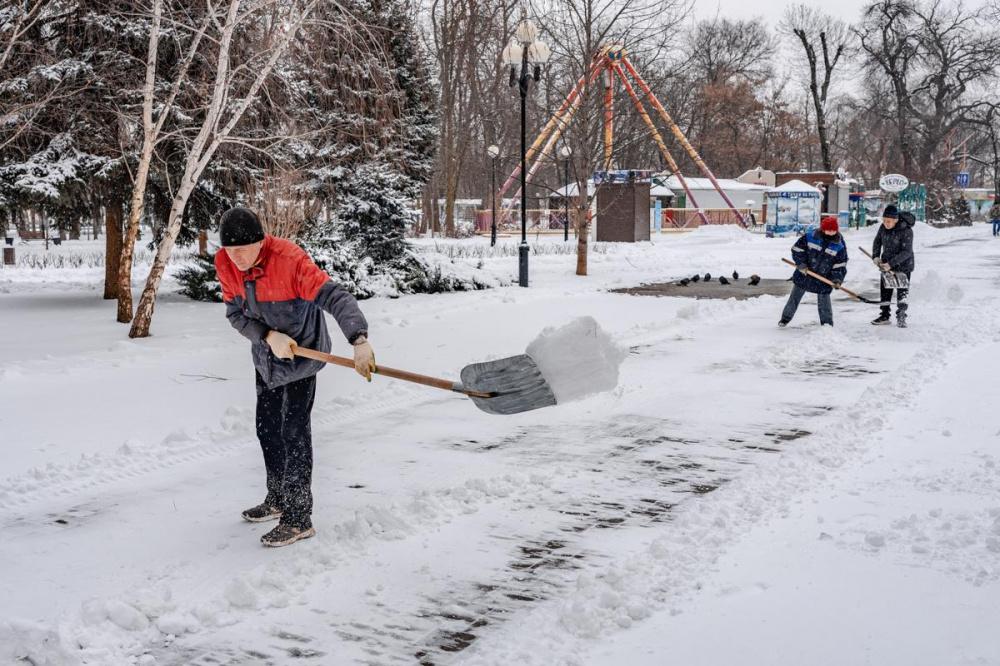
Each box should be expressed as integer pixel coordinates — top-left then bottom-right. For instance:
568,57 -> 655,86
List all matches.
737,166 -> 776,188
661,175 -> 769,226
595,182 -> 652,242
775,171 -> 839,213
663,176 -> 770,211
765,179 -> 822,237
549,179 -> 674,207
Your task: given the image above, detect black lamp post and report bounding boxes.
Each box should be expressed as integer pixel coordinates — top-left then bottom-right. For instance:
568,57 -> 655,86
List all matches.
503,13 -> 550,287
559,144 -> 572,241
488,144 -> 499,247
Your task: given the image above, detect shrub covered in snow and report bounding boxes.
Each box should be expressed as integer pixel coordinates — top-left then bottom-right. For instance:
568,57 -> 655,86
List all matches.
299,163 -> 494,299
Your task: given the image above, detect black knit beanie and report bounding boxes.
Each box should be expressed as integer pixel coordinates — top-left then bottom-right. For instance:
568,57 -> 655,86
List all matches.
882,204 -> 899,219
220,207 -> 265,246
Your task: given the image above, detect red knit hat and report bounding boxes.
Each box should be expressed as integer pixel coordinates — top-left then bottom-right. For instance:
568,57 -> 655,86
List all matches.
820,216 -> 839,233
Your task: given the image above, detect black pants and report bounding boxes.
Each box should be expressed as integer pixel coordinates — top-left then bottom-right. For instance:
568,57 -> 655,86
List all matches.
255,372 -> 316,528
879,271 -> 911,319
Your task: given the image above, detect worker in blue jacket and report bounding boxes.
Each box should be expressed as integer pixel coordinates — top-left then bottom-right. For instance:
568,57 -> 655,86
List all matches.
779,216 -> 848,327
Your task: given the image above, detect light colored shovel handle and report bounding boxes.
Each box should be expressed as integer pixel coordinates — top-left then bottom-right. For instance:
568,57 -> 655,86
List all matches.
292,345 -> 493,399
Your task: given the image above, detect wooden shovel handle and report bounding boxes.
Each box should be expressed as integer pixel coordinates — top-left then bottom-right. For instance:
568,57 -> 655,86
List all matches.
781,258 -> 868,302
858,246 -> 889,271
291,345 -> 494,399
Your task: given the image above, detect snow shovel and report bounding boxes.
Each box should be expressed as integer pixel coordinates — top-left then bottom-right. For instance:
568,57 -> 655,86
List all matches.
291,345 -> 557,416
781,258 -> 880,304
858,246 -> 910,289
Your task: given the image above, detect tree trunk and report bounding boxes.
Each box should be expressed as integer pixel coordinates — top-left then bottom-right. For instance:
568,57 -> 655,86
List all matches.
444,177 -> 458,237
420,187 -> 431,235
574,202 -> 589,276
129,181 -> 195,338
431,191 -> 441,235
118,154 -> 156,322
103,200 -> 123,300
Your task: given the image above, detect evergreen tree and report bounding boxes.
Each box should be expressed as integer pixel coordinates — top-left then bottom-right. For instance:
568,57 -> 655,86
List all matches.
175,253 -> 222,302
942,193 -> 972,226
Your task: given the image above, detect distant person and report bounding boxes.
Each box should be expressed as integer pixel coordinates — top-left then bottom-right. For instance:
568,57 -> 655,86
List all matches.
870,204 -> 915,328
779,216 -> 848,328
990,203 -> 1000,237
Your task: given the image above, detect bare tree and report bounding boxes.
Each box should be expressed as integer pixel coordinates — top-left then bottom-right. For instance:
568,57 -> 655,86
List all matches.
248,169 -> 323,240
782,4 -> 852,172
965,102 -> 1000,198
911,0 -> 1000,184
115,0 -> 210,322
857,0 -> 919,173
687,16 -> 776,86
531,0 -> 690,276
857,0 -> 1000,195
129,0 -> 324,339
429,0 -> 513,236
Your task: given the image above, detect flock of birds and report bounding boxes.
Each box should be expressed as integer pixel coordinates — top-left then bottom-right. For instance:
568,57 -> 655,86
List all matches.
675,270 -> 761,288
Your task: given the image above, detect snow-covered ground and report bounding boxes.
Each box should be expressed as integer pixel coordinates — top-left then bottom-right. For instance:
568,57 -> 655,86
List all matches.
1,225 -> 998,666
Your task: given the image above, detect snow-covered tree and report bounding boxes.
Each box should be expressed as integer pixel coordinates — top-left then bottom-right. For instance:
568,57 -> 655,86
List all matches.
940,193 -> 972,226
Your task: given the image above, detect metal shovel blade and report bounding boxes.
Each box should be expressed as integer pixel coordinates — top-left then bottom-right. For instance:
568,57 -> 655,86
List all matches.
460,354 -> 558,415
881,271 -> 910,289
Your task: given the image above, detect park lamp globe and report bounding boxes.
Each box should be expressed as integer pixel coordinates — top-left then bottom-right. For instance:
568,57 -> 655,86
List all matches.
502,41 -> 523,66
527,40 -> 551,80
508,16 -> 550,82
559,145 -> 572,159
515,18 -> 538,44
503,41 -> 523,85
487,144 -> 500,159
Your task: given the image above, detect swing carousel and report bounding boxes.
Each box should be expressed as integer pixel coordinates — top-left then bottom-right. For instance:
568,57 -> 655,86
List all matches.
491,46 -> 748,232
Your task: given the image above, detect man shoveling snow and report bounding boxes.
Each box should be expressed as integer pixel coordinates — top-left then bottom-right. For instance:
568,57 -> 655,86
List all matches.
214,207 -> 376,548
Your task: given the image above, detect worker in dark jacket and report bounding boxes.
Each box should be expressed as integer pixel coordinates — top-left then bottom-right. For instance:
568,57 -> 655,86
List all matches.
215,207 -> 376,547
989,203 -> 1000,237
870,204 -> 915,328
779,216 -> 848,327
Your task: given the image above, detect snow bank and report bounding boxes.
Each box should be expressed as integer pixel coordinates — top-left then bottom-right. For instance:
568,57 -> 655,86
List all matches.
0,620 -> 76,666
525,316 -> 627,404
912,269 -> 964,304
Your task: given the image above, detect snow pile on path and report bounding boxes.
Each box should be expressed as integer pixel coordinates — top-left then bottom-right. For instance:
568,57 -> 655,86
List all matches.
0,620 -> 76,666
526,316 -> 627,404
912,269 -> 964,304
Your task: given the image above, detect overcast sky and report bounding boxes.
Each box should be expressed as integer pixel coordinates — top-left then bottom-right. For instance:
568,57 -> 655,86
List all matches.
690,0 -> 871,25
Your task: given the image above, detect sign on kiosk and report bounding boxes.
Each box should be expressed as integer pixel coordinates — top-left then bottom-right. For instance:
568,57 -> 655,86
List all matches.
879,174 -> 909,193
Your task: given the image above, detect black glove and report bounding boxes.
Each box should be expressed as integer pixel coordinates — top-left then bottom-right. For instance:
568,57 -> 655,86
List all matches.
796,264 -> 809,275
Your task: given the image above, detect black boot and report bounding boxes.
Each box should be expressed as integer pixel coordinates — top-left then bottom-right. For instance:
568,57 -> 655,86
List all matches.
242,496 -> 282,523
261,520 -> 316,547
871,312 -> 891,325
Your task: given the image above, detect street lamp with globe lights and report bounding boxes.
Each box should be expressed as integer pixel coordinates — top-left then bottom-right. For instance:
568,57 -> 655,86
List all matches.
503,11 -> 550,286
487,144 -> 500,247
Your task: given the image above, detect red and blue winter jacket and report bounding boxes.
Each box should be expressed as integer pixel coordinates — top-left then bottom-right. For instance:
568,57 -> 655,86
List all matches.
215,235 -> 368,391
790,229 -> 848,294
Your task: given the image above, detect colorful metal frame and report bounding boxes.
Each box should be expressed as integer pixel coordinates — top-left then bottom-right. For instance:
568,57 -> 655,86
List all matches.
494,47 -> 746,228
